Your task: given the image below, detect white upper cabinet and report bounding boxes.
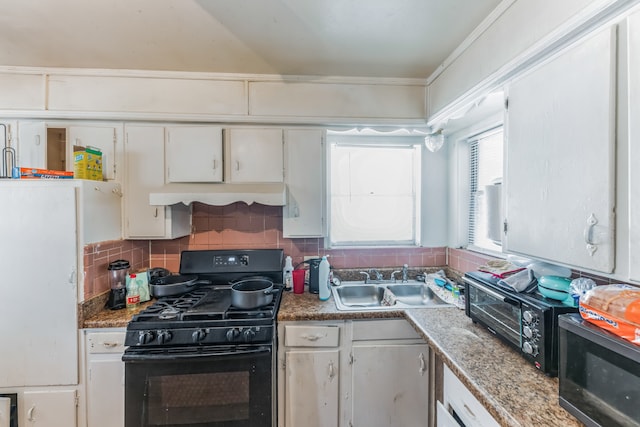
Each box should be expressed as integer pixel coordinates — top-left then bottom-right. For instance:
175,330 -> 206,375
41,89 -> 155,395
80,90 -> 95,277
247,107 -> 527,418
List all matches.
123,125 -> 191,239
283,129 -> 325,237
226,128 -> 284,183
17,121 -> 47,169
628,9 -> 640,282
166,126 -> 223,183
504,26 -> 616,273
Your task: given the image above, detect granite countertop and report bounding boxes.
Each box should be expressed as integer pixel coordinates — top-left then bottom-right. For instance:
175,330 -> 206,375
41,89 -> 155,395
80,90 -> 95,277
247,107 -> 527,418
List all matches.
278,291 -> 583,427
81,289 -> 581,427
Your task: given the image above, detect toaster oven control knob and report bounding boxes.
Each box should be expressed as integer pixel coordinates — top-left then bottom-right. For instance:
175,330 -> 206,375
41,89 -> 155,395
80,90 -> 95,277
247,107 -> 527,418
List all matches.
138,331 -> 155,345
243,328 -> 256,342
157,330 -> 172,344
522,341 -> 539,356
226,328 -> 240,342
192,329 -> 207,343
523,326 -> 538,339
523,310 -> 538,324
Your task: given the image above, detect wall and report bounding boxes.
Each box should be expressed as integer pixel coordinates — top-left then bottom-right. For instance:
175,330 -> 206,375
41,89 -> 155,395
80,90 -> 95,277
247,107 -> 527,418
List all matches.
149,202 -> 447,272
428,0 -> 619,122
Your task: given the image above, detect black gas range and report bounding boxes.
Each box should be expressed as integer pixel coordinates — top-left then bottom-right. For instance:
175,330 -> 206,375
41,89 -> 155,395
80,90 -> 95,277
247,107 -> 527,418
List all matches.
123,248 -> 284,427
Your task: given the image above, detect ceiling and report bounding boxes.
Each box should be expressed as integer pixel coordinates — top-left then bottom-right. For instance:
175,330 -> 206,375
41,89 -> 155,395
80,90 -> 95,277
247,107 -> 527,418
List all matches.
0,0 -> 502,79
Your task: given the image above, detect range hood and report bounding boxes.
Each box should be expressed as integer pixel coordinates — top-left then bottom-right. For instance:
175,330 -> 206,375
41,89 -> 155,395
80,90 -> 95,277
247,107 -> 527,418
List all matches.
149,183 -> 287,206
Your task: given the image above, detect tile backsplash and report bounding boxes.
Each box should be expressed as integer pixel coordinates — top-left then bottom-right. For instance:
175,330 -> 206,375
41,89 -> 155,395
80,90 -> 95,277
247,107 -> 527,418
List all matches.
149,202 -> 447,272
82,204 -> 629,301
83,239 -> 149,300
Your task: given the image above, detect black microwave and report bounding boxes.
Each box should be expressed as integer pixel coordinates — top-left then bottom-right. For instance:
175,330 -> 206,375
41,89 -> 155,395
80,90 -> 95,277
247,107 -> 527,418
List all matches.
558,314 -> 640,427
463,271 -> 577,376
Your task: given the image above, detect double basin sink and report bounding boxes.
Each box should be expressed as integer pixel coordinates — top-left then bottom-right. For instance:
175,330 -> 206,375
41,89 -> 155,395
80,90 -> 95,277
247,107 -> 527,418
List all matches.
331,281 -> 452,311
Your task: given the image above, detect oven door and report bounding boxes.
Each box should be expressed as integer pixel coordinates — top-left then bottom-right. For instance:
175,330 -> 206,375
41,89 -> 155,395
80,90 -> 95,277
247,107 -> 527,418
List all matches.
464,278 -> 522,350
123,345 -> 273,427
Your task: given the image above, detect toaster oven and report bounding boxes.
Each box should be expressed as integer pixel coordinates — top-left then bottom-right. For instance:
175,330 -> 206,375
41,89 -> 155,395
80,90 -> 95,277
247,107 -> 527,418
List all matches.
463,271 -> 577,376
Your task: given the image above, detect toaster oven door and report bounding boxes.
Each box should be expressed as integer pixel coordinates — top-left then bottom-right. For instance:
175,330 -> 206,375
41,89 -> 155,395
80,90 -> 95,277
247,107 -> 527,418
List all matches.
465,278 -> 522,350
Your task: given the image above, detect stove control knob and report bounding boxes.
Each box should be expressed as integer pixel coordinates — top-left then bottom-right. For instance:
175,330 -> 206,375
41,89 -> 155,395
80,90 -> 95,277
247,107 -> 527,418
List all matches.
522,341 -> 539,356
243,328 -> 256,342
192,329 -> 207,343
523,326 -> 538,339
226,328 -> 240,342
523,310 -> 538,324
157,330 -> 172,344
138,331 -> 155,345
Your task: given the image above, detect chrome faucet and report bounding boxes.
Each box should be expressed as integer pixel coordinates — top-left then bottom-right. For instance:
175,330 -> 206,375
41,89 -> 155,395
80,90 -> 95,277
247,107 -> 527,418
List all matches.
402,264 -> 409,282
390,270 -> 402,283
369,268 -> 384,282
359,271 -> 370,283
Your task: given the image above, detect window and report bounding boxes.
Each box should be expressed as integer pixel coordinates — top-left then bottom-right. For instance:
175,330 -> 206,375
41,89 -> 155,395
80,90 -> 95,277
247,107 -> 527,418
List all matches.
468,128 -> 503,252
328,135 -> 421,247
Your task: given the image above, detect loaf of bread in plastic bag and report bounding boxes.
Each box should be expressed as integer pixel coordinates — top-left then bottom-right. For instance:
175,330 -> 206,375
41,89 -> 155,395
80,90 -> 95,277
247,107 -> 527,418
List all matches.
579,284 -> 640,345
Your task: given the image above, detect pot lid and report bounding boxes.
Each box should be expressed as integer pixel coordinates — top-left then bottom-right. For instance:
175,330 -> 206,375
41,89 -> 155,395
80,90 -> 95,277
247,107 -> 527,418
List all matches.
108,259 -> 130,270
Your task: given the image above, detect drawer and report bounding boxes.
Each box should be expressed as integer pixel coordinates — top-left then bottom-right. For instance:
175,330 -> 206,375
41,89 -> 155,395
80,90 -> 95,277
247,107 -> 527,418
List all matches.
351,319 -> 421,341
436,401 -> 461,427
86,331 -> 126,354
284,325 -> 340,347
443,365 -> 499,427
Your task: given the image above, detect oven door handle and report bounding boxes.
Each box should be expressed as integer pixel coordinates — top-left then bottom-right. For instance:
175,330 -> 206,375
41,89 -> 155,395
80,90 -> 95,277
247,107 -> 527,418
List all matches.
123,346 -> 271,361
470,281 -> 519,306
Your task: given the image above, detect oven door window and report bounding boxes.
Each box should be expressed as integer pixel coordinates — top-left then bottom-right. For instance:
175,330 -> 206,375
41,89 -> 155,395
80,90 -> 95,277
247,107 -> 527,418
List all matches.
467,283 -> 521,348
124,346 -> 272,427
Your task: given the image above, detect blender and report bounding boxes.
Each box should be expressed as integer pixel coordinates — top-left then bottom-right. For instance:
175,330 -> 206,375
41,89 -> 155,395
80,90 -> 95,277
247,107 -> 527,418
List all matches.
107,259 -> 130,310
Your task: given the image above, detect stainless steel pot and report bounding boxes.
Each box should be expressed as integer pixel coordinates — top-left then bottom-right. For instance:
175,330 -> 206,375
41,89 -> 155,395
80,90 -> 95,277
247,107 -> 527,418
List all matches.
149,275 -> 211,298
231,278 -> 278,309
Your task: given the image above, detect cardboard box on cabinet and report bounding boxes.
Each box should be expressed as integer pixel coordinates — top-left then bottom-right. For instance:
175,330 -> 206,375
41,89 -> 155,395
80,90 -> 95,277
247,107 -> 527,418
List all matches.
73,145 -> 103,181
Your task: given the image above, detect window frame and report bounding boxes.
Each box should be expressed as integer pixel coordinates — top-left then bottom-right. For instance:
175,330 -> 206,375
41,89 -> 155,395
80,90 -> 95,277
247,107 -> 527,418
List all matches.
326,134 -> 423,248
465,126 -> 504,255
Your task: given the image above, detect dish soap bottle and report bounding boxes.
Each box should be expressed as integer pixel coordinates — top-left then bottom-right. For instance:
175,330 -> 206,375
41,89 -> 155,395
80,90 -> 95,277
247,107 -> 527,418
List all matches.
319,256 -> 331,301
283,255 -> 294,291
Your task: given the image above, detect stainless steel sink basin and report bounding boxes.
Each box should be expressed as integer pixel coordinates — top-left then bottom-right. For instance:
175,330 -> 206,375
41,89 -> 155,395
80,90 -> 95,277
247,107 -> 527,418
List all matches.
386,284 -> 450,307
331,281 -> 454,311
334,285 -> 385,307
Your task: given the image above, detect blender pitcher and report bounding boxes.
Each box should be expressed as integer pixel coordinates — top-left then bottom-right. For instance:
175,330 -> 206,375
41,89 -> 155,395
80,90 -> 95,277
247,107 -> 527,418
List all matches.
107,259 -> 130,310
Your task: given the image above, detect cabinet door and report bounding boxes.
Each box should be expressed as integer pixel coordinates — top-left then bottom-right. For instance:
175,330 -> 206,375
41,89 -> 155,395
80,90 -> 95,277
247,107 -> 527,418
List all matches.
166,126 -> 223,182
628,11 -> 640,281
17,121 -> 46,169
283,129 -> 324,237
0,184 -> 78,386
227,128 -> 283,182
504,27 -> 616,273
85,330 -> 125,427
123,125 -> 166,238
68,125 -> 119,180
23,390 -> 77,427
284,349 -> 339,427
351,343 -> 429,427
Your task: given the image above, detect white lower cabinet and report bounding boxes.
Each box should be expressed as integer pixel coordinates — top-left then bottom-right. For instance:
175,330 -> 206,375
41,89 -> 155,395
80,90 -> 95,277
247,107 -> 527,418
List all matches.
22,389 -> 77,426
351,344 -> 429,426
278,319 -> 429,427
350,320 -> 429,427
84,329 -> 126,427
439,364 -> 498,427
278,323 -> 342,427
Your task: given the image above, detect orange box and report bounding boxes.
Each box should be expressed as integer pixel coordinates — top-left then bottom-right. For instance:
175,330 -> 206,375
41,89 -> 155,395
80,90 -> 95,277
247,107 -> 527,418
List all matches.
12,167 -> 74,179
